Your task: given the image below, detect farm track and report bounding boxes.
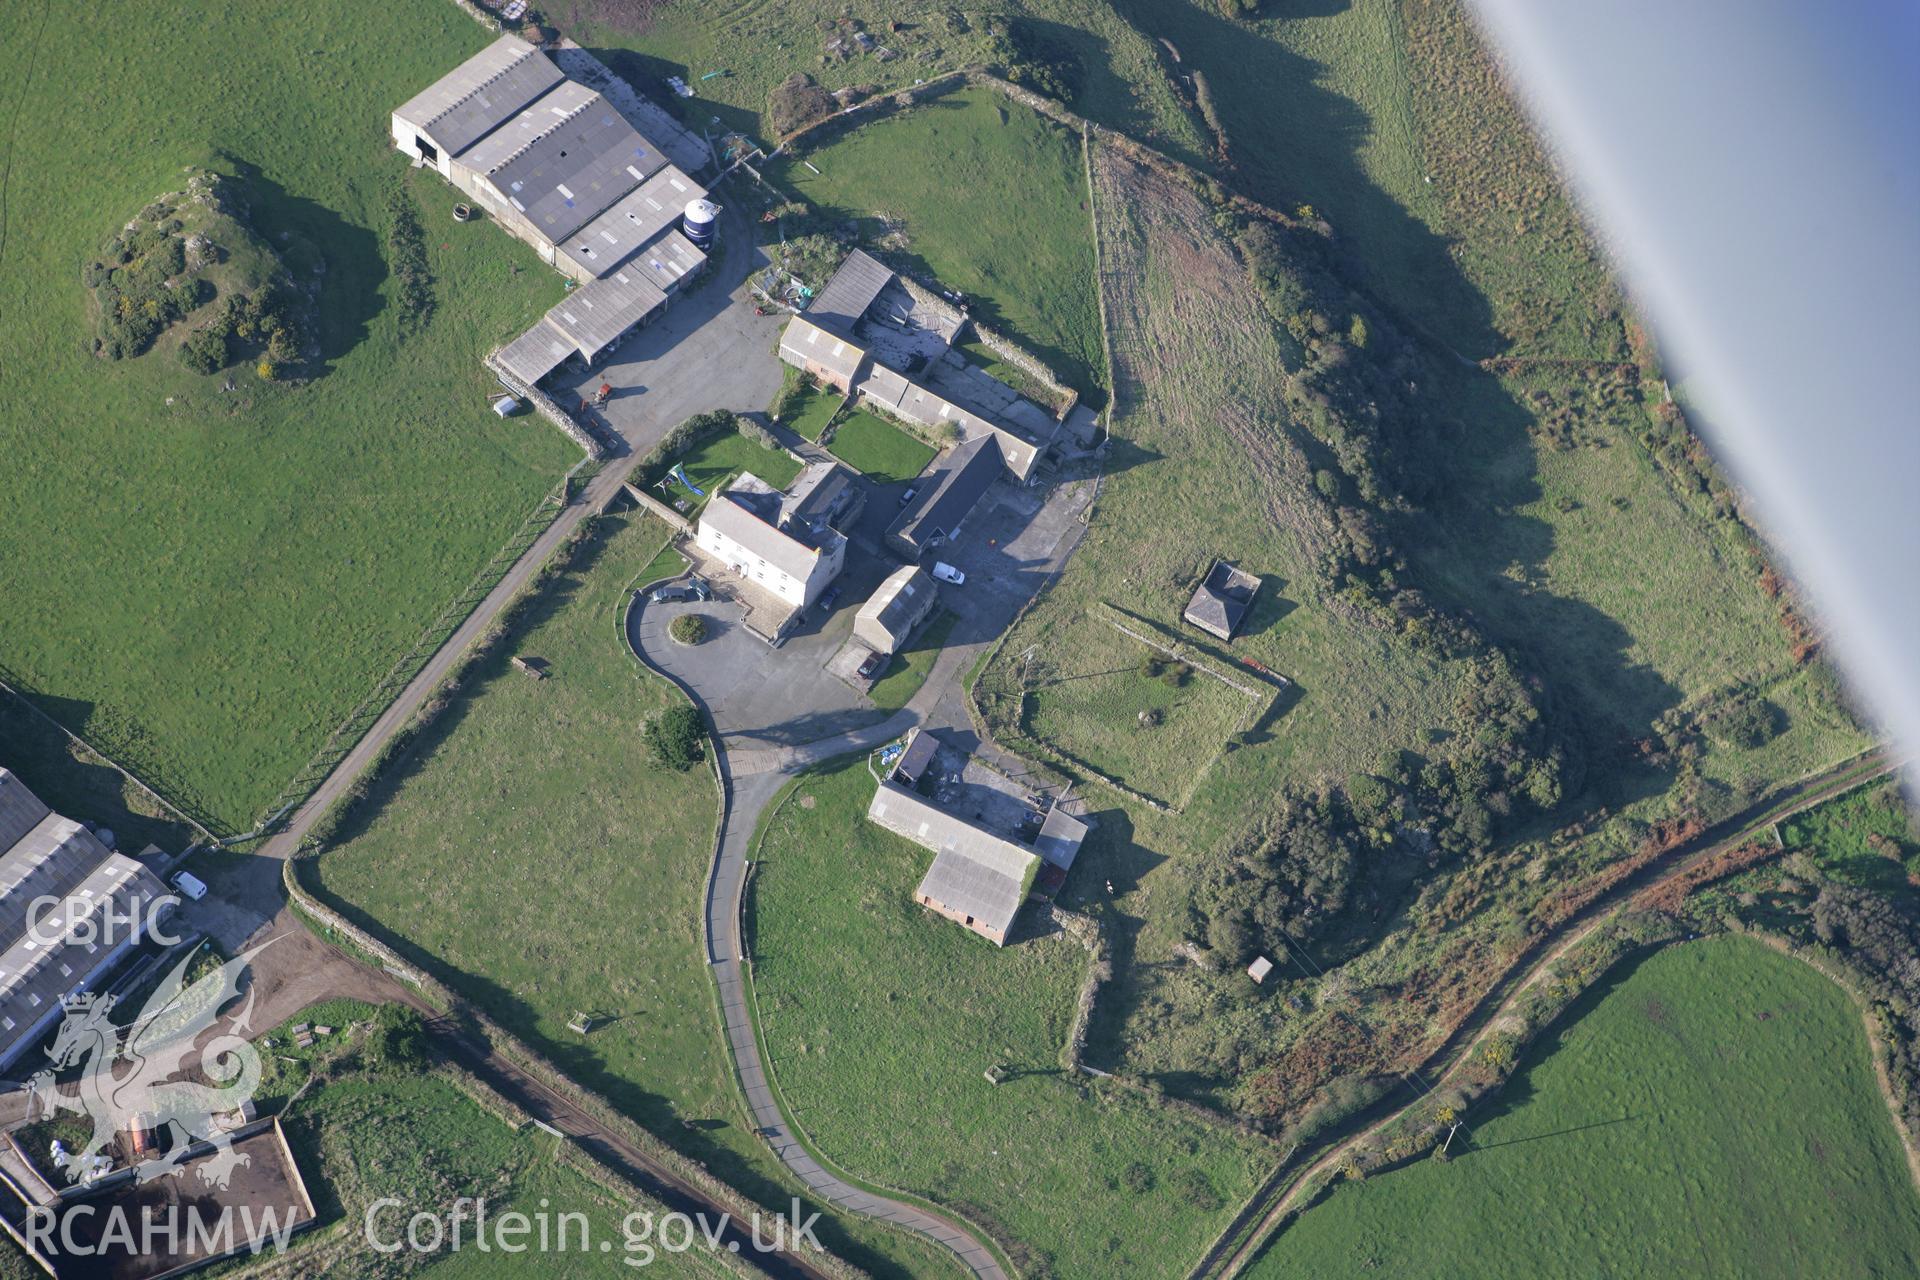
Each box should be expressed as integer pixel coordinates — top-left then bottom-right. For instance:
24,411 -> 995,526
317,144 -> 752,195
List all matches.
1197,745 -> 1904,1280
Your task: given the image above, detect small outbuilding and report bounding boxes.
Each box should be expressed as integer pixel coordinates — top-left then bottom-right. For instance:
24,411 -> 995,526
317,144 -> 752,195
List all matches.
853,565 -> 937,657
889,726 -> 941,788
1184,560 -> 1263,642
1247,955 -> 1275,984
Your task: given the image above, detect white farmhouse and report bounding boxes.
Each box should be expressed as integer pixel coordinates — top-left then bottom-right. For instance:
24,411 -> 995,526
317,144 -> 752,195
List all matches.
694,473 -> 846,610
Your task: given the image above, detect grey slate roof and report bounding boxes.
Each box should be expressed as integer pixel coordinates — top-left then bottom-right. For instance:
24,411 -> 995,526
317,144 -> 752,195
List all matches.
853,362 -> 912,411
545,265 -> 667,361
393,35 -> 563,158
701,477 -> 830,583
887,435 -> 1002,556
1034,805 -> 1088,870
806,250 -> 894,337
465,82 -> 668,242
855,565 -> 935,649
556,165 -> 706,277
891,728 -> 941,786
781,460 -> 856,529
868,782 -> 1037,939
1184,561 -> 1262,640
779,317 -> 867,384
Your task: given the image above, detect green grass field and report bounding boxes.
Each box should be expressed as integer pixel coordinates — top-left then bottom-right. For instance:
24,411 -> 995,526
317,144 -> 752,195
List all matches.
1249,938 -> 1920,1278
770,87 -> 1106,401
867,610 -> 957,712
825,411 -> 936,484
308,515 -> 947,1280
749,758 -> 1273,1278
1022,614 -> 1257,807
664,429 -> 804,512
0,2 -> 577,831
780,381 -> 843,442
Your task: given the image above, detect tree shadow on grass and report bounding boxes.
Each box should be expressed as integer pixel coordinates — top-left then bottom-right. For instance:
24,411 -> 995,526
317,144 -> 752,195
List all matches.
220,156 -> 385,377
1103,0 -> 1502,358
0,688 -> 207,848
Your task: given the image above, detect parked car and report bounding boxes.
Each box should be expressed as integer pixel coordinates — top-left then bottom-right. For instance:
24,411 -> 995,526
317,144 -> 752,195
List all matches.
857,650 -> 886,679
898,487 -> 918,506
172,871 -> 208,902
651,584 -> 697,604
818,585 -> 841,612
688,575 -> 713,601
931,562 -> 966,585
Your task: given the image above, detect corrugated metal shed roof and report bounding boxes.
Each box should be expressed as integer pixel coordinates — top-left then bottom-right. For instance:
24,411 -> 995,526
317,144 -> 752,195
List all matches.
456,79 -> 600,173
779,317 -> 867,384
546,265 -> 667,361
806,249 -> 893,337
393,35 -> 563,158
0,815 -> 113,944
700,480 -> 825,583
0,850 -> 166,1059
632,229 -> 707,293
0,771 -> 50,854
868,782 -> 1036,938
466,82 -> 667,243
887,435 -> 1002,554
557,165 -> 706,277
496,322 -> 577,386
0,770 -> 171,1067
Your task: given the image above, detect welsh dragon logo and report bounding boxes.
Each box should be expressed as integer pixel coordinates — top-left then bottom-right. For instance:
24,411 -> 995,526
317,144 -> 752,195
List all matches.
28,941 -> 270,1189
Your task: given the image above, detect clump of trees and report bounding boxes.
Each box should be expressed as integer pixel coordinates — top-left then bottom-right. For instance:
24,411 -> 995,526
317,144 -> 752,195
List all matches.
364,1005 -> 431,1072
987,19 -> 1084,104
196,286 -> 305,380
1138,652 -> 1192,688
1700,690 -> 1781,750
645,704 -> 706,771
1188,785 -> 1367,966
1806,885 -> 1920,1137
86,218 -> 209,359
85,172 -> 310,377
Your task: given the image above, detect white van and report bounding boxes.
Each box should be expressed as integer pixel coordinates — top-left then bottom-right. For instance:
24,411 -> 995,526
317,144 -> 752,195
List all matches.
172,871 -> 208,902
